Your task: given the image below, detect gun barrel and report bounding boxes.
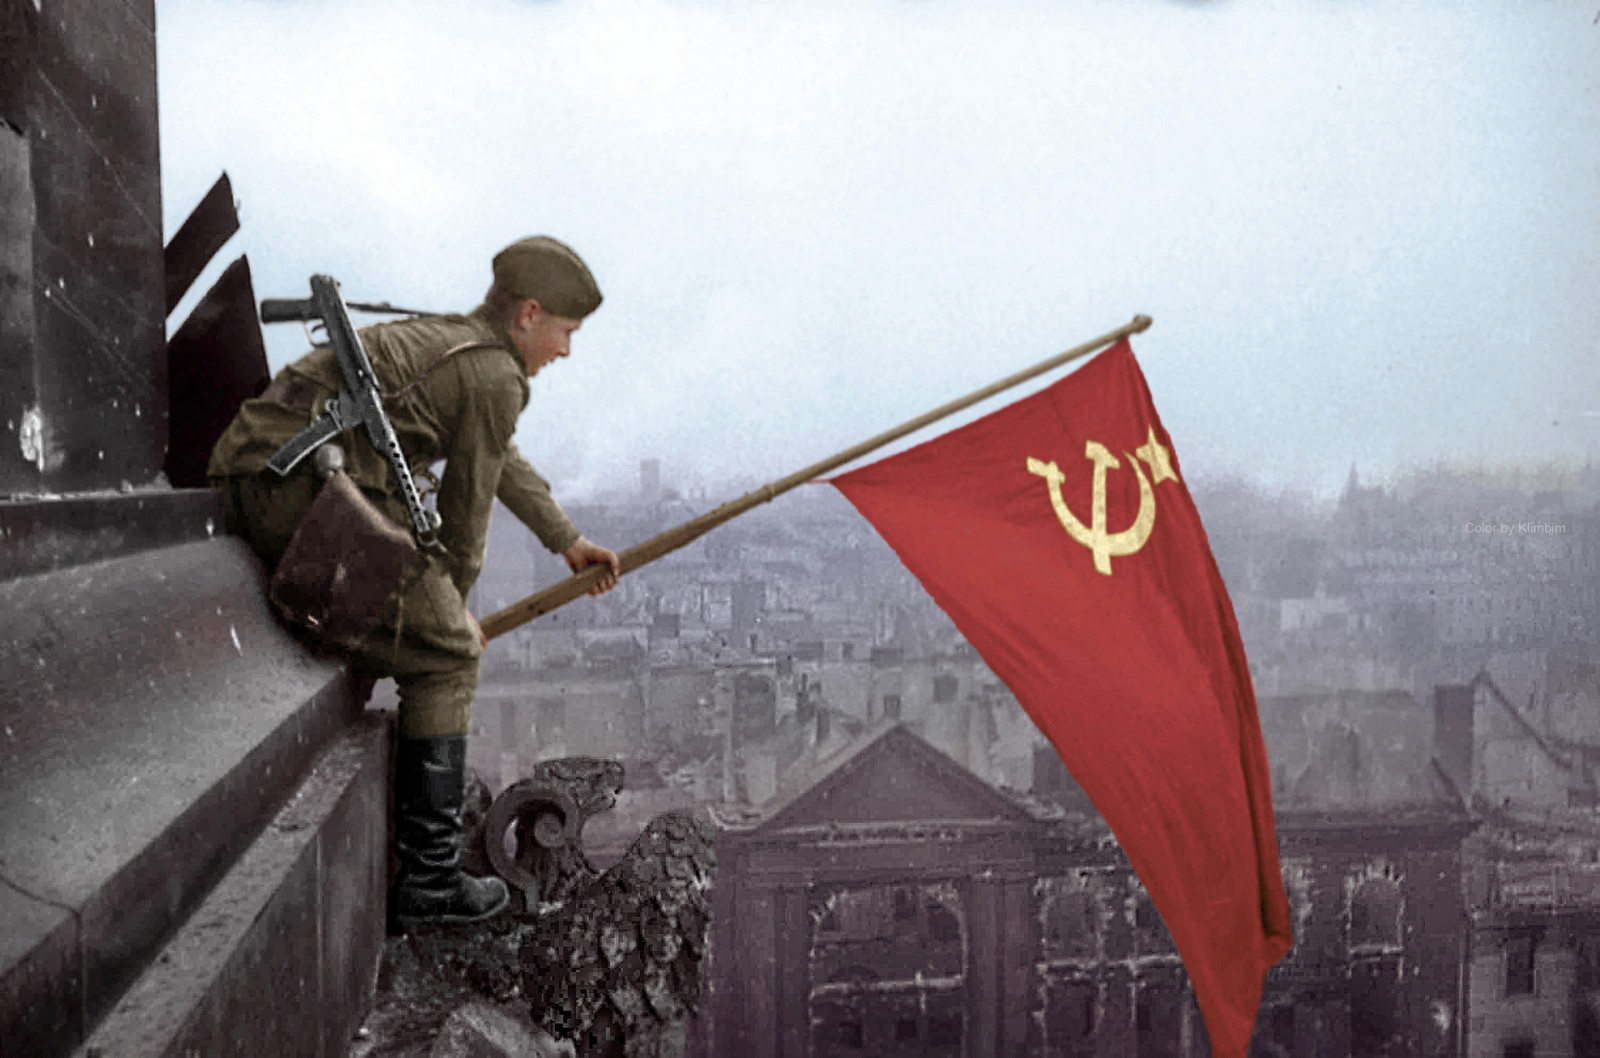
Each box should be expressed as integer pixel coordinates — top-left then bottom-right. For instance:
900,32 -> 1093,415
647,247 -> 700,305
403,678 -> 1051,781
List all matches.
263,297 -> 435,321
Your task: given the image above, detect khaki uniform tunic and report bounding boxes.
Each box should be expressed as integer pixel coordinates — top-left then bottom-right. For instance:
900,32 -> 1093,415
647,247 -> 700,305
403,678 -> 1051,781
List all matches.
208,304 -> 580,737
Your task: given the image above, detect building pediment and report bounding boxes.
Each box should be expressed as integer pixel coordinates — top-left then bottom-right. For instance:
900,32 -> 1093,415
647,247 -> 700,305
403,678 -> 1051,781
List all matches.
752,723 -> 1037,833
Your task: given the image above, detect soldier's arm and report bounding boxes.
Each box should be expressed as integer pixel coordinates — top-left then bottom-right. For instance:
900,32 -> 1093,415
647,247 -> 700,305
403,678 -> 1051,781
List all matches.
497,445 -> 581,554
433,354 -> 523,599
500,445 -> 619,595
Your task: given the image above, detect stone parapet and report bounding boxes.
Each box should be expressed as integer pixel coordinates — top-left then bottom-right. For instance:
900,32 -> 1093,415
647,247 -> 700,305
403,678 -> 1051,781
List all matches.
0,533 -> 364,1057
0,490 -> 225,580
79,713 -> 391,1058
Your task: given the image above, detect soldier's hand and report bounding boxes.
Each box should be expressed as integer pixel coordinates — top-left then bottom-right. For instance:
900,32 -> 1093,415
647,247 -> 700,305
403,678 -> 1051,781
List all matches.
564,536 -> 621,596
466,611 -> 487,648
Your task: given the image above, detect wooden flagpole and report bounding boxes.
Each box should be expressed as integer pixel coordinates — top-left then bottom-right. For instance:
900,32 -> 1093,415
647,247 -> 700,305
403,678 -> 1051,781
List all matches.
480,314 -> 1151,640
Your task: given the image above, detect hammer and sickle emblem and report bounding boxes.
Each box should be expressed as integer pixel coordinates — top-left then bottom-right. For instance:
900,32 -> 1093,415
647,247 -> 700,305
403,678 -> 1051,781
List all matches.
1026,426 -> 1179,576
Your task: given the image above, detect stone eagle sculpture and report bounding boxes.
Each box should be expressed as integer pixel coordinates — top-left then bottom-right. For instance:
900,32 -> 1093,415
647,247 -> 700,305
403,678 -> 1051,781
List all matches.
476,758 -> 717,1058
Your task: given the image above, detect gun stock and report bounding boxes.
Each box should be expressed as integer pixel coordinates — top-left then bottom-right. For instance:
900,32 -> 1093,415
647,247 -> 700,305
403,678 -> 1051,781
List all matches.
259,298 -> 317,324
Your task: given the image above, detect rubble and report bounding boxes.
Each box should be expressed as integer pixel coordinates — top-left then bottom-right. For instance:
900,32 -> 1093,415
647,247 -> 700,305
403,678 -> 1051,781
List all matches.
349,917 -> 549,1058
429,1002 -> 571,1058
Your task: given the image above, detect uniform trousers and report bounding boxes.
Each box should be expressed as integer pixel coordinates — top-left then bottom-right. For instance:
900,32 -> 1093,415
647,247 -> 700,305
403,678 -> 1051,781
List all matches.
215,469 -> 482,738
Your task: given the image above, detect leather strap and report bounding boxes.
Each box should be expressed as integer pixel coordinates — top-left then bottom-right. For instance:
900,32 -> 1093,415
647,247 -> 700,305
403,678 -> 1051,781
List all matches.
259,338 -> 507,416
384,340 -> 504,400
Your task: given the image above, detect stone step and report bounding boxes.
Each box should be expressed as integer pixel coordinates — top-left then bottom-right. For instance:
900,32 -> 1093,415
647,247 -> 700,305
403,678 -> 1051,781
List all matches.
77,713 -> 390,1058
0,535 -> 364,1057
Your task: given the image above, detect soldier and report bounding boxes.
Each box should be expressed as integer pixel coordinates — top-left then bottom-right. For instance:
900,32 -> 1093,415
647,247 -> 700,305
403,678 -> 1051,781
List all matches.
208,236 -> 621,928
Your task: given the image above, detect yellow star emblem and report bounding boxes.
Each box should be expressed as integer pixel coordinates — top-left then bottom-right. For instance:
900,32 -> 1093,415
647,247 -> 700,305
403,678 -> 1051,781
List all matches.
1134,426 -> 1179,485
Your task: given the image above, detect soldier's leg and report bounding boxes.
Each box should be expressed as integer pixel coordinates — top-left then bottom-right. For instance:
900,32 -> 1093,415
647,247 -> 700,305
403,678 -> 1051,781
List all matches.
214,469 -> 322,571
353,559 -> 507,930
354,551 -> 484,737
220,474 -> 507,929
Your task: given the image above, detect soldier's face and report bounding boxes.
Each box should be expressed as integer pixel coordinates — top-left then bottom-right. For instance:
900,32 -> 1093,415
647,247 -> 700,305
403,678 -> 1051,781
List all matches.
511,301 -> 582,377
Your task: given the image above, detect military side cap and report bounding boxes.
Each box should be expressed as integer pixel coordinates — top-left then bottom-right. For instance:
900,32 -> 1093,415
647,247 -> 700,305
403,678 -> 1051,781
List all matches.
492,236 -> 603,319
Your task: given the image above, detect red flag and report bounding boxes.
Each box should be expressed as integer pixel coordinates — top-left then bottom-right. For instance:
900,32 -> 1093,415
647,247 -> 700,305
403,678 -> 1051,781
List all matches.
830,338 -> 1292,1058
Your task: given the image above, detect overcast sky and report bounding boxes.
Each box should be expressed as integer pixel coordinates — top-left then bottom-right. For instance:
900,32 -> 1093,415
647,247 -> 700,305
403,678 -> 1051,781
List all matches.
158,0 -> 1600,502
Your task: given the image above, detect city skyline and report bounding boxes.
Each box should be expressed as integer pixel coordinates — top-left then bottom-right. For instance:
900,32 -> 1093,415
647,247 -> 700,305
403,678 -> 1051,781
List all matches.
448,443 -> 1600,1058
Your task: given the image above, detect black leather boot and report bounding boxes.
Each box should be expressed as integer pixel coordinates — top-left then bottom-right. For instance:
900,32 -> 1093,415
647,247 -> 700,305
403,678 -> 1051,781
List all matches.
391,736 -> 509,930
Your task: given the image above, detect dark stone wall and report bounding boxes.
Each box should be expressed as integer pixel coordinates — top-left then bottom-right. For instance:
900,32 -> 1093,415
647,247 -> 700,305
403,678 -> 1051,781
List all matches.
0,9 -> 388,1057
0,0 -> 166,495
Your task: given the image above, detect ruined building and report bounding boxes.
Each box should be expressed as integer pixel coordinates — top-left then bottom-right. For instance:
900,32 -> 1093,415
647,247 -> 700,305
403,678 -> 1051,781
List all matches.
700,720 -> 1474,1058
1445,677 -> 1600,1058
1463,808 -> 1600,1058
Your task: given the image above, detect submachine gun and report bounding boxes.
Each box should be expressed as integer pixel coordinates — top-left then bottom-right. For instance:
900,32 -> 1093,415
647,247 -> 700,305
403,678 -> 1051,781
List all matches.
256,276 -> 445,652
261,275 -> 444,550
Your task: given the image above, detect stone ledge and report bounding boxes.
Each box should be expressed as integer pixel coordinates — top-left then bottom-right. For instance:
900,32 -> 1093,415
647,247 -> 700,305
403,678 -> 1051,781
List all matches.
0,489 -> 224,580
77,713 -> 391,1058
0,536 -> 360,1056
